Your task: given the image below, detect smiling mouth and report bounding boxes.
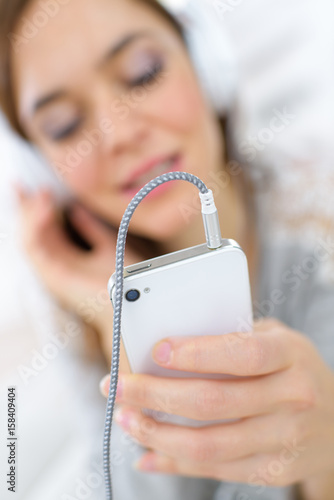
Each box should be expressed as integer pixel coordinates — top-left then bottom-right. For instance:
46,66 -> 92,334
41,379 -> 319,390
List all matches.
123,155 -> 180,192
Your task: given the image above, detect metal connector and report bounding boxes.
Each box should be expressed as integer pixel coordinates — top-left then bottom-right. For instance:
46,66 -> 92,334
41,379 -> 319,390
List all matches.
199,190 -> 223,249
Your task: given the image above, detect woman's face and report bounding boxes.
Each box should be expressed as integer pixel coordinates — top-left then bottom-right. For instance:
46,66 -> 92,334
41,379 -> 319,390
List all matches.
12,0 -> 224,241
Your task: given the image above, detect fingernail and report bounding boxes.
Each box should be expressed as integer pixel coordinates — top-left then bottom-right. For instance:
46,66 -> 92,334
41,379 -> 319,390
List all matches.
114,407 -> 132,432
153,341 -> 172,365
99,375 -> 110,397
99,375 -> 123,399
134,454 -> 156,472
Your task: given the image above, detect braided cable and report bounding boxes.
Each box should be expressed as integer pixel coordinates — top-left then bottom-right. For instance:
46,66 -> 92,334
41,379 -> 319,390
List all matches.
103,171 -> 208,499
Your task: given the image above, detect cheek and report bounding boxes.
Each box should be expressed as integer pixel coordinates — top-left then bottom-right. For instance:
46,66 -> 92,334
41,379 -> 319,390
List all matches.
147,68 -> 222,179
146,65 -> 207,135
45,143 -> 102,196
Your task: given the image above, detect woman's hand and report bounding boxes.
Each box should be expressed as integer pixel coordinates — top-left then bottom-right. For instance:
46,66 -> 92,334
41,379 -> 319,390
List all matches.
100,318 -> 334,494
14,185 -> 141,361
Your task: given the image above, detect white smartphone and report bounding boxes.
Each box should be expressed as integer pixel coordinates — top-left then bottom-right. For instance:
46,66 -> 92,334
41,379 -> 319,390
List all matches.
108,239 -> 253,427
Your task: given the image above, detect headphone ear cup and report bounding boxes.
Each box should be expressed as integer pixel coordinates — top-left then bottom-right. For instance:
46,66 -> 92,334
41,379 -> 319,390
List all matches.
158,0 -> 238,115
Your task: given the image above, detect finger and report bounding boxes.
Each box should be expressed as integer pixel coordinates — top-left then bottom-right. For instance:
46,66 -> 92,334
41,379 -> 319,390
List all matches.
152,318 -> 299,376
135,447 -> 300,487
16,188 -> 56,247
133,449 -> 277,485
100,372 -> 125,398
68,203 -> 116,249
15,188 -> 85,281
108,370 -> 304,421
114,405 -> 280,464
14,185 -> 50,222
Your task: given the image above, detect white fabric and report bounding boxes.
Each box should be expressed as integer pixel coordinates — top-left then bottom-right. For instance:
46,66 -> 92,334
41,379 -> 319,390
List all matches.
222,0 -> 334,250
159,0 -> 238,114
0,116 -> 107,499
163,0 -> 334,258
0,113 -> 69,198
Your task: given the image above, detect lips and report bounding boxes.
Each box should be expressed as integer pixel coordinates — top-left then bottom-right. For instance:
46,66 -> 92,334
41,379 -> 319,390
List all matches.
121,154 -> 180,193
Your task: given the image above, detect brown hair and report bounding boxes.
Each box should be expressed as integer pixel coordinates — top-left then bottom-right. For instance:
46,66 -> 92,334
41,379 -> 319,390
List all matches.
0,0 -> 186,138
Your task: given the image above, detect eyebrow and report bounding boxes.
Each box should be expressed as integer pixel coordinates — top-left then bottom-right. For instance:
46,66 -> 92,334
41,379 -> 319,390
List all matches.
100,31 -> 152,66
31,31 -> 153,114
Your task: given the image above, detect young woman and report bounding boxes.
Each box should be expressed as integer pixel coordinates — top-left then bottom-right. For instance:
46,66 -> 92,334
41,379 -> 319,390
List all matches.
1,1 -> 334,499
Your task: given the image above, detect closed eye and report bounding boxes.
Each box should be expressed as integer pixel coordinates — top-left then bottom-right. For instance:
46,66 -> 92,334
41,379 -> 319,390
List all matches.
129,60 -> 164,87
50,117 -> 83,141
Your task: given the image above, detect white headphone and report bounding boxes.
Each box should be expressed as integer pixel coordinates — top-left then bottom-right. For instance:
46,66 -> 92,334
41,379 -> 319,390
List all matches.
158,0 -> 238,115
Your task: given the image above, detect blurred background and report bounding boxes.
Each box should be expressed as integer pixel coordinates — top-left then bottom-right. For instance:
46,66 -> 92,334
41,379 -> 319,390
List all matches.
1,0 -> 334,497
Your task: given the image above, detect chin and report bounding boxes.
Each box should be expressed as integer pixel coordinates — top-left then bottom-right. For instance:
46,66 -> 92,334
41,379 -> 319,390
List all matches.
129,208 -> 186,243
102,181 -> 199,243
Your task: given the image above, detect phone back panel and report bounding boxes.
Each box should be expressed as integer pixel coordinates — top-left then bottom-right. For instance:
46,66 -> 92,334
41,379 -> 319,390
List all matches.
110,242 -> 253,426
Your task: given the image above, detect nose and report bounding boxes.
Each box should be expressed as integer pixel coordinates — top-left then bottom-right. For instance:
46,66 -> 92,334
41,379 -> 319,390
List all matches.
110,107 -> 150,155
94,84 -> 151,157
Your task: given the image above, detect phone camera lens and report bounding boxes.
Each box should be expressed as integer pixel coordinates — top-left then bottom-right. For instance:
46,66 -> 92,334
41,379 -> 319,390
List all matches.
125,289 -> 140,302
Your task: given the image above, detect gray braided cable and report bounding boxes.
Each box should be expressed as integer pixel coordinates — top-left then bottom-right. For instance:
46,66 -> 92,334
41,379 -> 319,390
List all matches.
103,171 -> 209,500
